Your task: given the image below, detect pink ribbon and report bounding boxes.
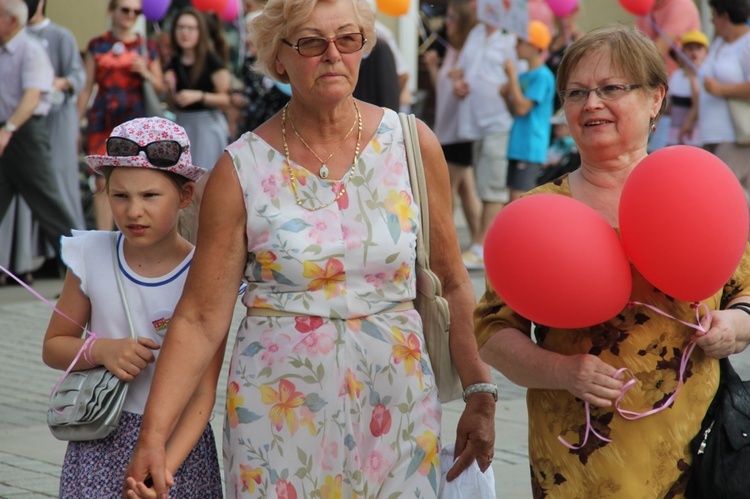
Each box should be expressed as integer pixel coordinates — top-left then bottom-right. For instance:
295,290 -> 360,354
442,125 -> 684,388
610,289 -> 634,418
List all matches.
558,301 -> 709,449
0,265 -> 100,407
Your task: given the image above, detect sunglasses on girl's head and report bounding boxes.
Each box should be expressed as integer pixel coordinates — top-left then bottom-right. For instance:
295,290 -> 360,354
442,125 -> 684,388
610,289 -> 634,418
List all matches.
106,137 -> 188,167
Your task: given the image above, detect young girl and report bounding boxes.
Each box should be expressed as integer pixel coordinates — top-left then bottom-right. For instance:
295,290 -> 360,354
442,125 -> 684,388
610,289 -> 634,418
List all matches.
42,117 -> 223,498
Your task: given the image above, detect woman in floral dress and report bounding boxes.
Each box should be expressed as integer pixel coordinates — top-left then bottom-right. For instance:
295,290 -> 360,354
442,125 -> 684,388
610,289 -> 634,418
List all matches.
124,1 -> 496,498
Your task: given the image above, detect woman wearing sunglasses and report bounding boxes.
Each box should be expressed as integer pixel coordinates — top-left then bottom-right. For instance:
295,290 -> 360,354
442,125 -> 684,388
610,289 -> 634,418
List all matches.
43,117 -> 222,498
78,0 -> 164,233
124,1 -> 495,498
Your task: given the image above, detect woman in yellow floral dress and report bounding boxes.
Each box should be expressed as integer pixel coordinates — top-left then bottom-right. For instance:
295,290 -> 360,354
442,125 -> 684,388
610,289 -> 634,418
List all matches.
475,25 -> 750,498
123,0 -> 496,497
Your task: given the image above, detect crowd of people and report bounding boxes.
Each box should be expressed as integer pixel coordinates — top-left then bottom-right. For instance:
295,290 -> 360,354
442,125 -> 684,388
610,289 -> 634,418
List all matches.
3,0 -> 750,497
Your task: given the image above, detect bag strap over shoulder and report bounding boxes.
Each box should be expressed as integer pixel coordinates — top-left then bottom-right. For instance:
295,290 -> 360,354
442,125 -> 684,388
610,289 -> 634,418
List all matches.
399,112 -> 431,271
112,232 -> 137,341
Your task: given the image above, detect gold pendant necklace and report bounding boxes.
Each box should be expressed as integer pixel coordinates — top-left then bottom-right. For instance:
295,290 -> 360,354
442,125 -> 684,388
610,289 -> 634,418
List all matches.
288,106 -> 358,179
282,100 -> 362,212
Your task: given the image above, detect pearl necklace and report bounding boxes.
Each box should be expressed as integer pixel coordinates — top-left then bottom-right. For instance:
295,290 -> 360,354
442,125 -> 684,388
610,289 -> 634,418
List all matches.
289,107 -> 357,179
282,100 -> 362,212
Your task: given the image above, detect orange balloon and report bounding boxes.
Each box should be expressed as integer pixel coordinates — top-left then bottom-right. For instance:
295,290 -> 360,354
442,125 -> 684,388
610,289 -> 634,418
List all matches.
376,0 -> 409,17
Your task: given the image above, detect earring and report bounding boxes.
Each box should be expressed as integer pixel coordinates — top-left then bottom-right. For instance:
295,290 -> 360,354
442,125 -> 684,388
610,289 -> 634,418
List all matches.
649,117 -> 657,132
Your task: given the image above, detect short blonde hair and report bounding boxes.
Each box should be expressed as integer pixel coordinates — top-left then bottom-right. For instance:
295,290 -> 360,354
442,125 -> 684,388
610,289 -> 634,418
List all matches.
251,0 -> 376,83
557,25 -> 668,118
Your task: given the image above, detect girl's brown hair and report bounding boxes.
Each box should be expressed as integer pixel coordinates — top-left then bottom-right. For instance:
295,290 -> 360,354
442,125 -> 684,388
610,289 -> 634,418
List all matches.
170,7 -> 212,87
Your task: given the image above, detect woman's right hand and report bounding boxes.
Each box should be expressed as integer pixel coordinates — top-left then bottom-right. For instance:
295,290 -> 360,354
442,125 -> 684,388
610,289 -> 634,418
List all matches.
556,354 -> 624,408
123,437 -> 171,499
94,337 -> 160,381
123,469 -> 174,498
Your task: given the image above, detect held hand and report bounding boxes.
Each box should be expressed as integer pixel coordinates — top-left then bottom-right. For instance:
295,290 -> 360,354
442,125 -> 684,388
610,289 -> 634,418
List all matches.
504,59 -> 516,78
95,336 -> 160,381
174,90 -> 204,108
453,79 -> 470,99
446,394 -> 496,482
124,470 -> 174,498
229,93 -> 247,108
703,76 -> 723,97
557,354 -> 624,408
123,438 -> 171,499
694,310 -> 738,359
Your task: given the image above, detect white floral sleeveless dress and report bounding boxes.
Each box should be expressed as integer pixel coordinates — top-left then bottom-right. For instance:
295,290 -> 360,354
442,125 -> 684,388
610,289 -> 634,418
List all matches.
223,109 -> 442,498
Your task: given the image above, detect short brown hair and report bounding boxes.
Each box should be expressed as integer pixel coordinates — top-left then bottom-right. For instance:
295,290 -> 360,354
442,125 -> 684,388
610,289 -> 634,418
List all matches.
250,0 -> 376,83
556,25 -> 668,118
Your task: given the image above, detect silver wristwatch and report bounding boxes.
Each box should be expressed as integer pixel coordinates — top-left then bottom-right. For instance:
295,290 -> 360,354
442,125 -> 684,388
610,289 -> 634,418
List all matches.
462,382 -> 499,402
1,122 -> 17,133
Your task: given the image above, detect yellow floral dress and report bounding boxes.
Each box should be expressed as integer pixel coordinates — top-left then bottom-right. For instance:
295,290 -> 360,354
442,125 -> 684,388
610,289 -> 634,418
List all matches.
223,109 -> 442,498
475,176 -> 750,498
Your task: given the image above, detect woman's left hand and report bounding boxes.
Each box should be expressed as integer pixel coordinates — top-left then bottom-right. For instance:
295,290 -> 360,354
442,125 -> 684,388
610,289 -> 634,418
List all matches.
446,393 -> 496,481
174,89 -> 204,108
695,308 -> 742,358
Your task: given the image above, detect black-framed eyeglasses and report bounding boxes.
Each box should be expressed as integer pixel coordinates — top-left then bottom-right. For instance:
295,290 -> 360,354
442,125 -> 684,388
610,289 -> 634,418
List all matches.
118,7 -> 142,16
282,32 -> 366,57
559,84 -> 642,104
106,137 -> 188,167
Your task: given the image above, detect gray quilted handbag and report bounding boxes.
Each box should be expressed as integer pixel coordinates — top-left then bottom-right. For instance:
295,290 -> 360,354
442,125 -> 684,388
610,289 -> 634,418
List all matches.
47,233 -> 136,441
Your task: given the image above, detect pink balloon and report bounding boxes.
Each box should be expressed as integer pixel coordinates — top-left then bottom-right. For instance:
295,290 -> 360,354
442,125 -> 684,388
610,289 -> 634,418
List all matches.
485,194 -> 632,328
193,0 -> 229,15
619,146 -> 749,302
220,0 -> 240,21
618,0 -> 655,16
545,0 -> 578,18
143,0 -> 171,21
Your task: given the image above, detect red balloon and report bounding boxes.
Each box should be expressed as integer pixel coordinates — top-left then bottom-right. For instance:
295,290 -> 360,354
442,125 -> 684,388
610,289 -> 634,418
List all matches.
618,0 -> 655,16
484,194 -> 632,328
193,0 -> 228,15
546,0 -> 578,18
619,146 -> 749,302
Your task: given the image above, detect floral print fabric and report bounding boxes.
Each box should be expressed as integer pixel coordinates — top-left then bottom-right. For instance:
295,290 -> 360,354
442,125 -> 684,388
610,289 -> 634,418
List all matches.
224,108 -> 442,498
474,175 -> 750,498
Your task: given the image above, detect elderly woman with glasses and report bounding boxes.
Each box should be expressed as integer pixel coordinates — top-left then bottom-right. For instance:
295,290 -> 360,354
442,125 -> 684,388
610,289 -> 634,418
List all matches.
124,1 -> 495,498
475,25 -> 750,498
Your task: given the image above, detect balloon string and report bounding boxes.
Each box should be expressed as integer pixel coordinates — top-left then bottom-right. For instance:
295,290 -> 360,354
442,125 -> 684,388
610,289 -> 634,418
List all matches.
0,264 -> 101,401
648,16 -> 698,73
557,301 -> 709,449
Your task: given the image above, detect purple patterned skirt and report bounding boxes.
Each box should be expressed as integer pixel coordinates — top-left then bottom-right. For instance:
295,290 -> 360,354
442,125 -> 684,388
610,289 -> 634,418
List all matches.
59,411 -> 222,498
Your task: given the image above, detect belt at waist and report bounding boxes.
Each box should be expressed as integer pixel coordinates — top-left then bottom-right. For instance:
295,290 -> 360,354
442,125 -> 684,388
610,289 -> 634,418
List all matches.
247,301 -> 415,317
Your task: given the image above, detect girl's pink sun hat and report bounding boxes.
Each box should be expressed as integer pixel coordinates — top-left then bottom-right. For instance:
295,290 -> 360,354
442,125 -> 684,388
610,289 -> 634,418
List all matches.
85,117 -> 207,183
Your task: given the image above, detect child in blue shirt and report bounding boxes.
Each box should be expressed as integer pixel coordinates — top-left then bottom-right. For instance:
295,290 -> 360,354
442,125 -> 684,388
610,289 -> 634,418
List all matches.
501,21 -> 556,201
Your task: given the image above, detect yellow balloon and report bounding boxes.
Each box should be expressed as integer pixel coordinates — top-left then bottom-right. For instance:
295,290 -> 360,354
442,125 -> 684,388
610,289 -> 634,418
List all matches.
376,0 -> 409,17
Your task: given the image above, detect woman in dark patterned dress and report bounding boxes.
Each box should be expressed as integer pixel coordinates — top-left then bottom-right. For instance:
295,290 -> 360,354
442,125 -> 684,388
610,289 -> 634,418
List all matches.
78,0 -> 164,231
